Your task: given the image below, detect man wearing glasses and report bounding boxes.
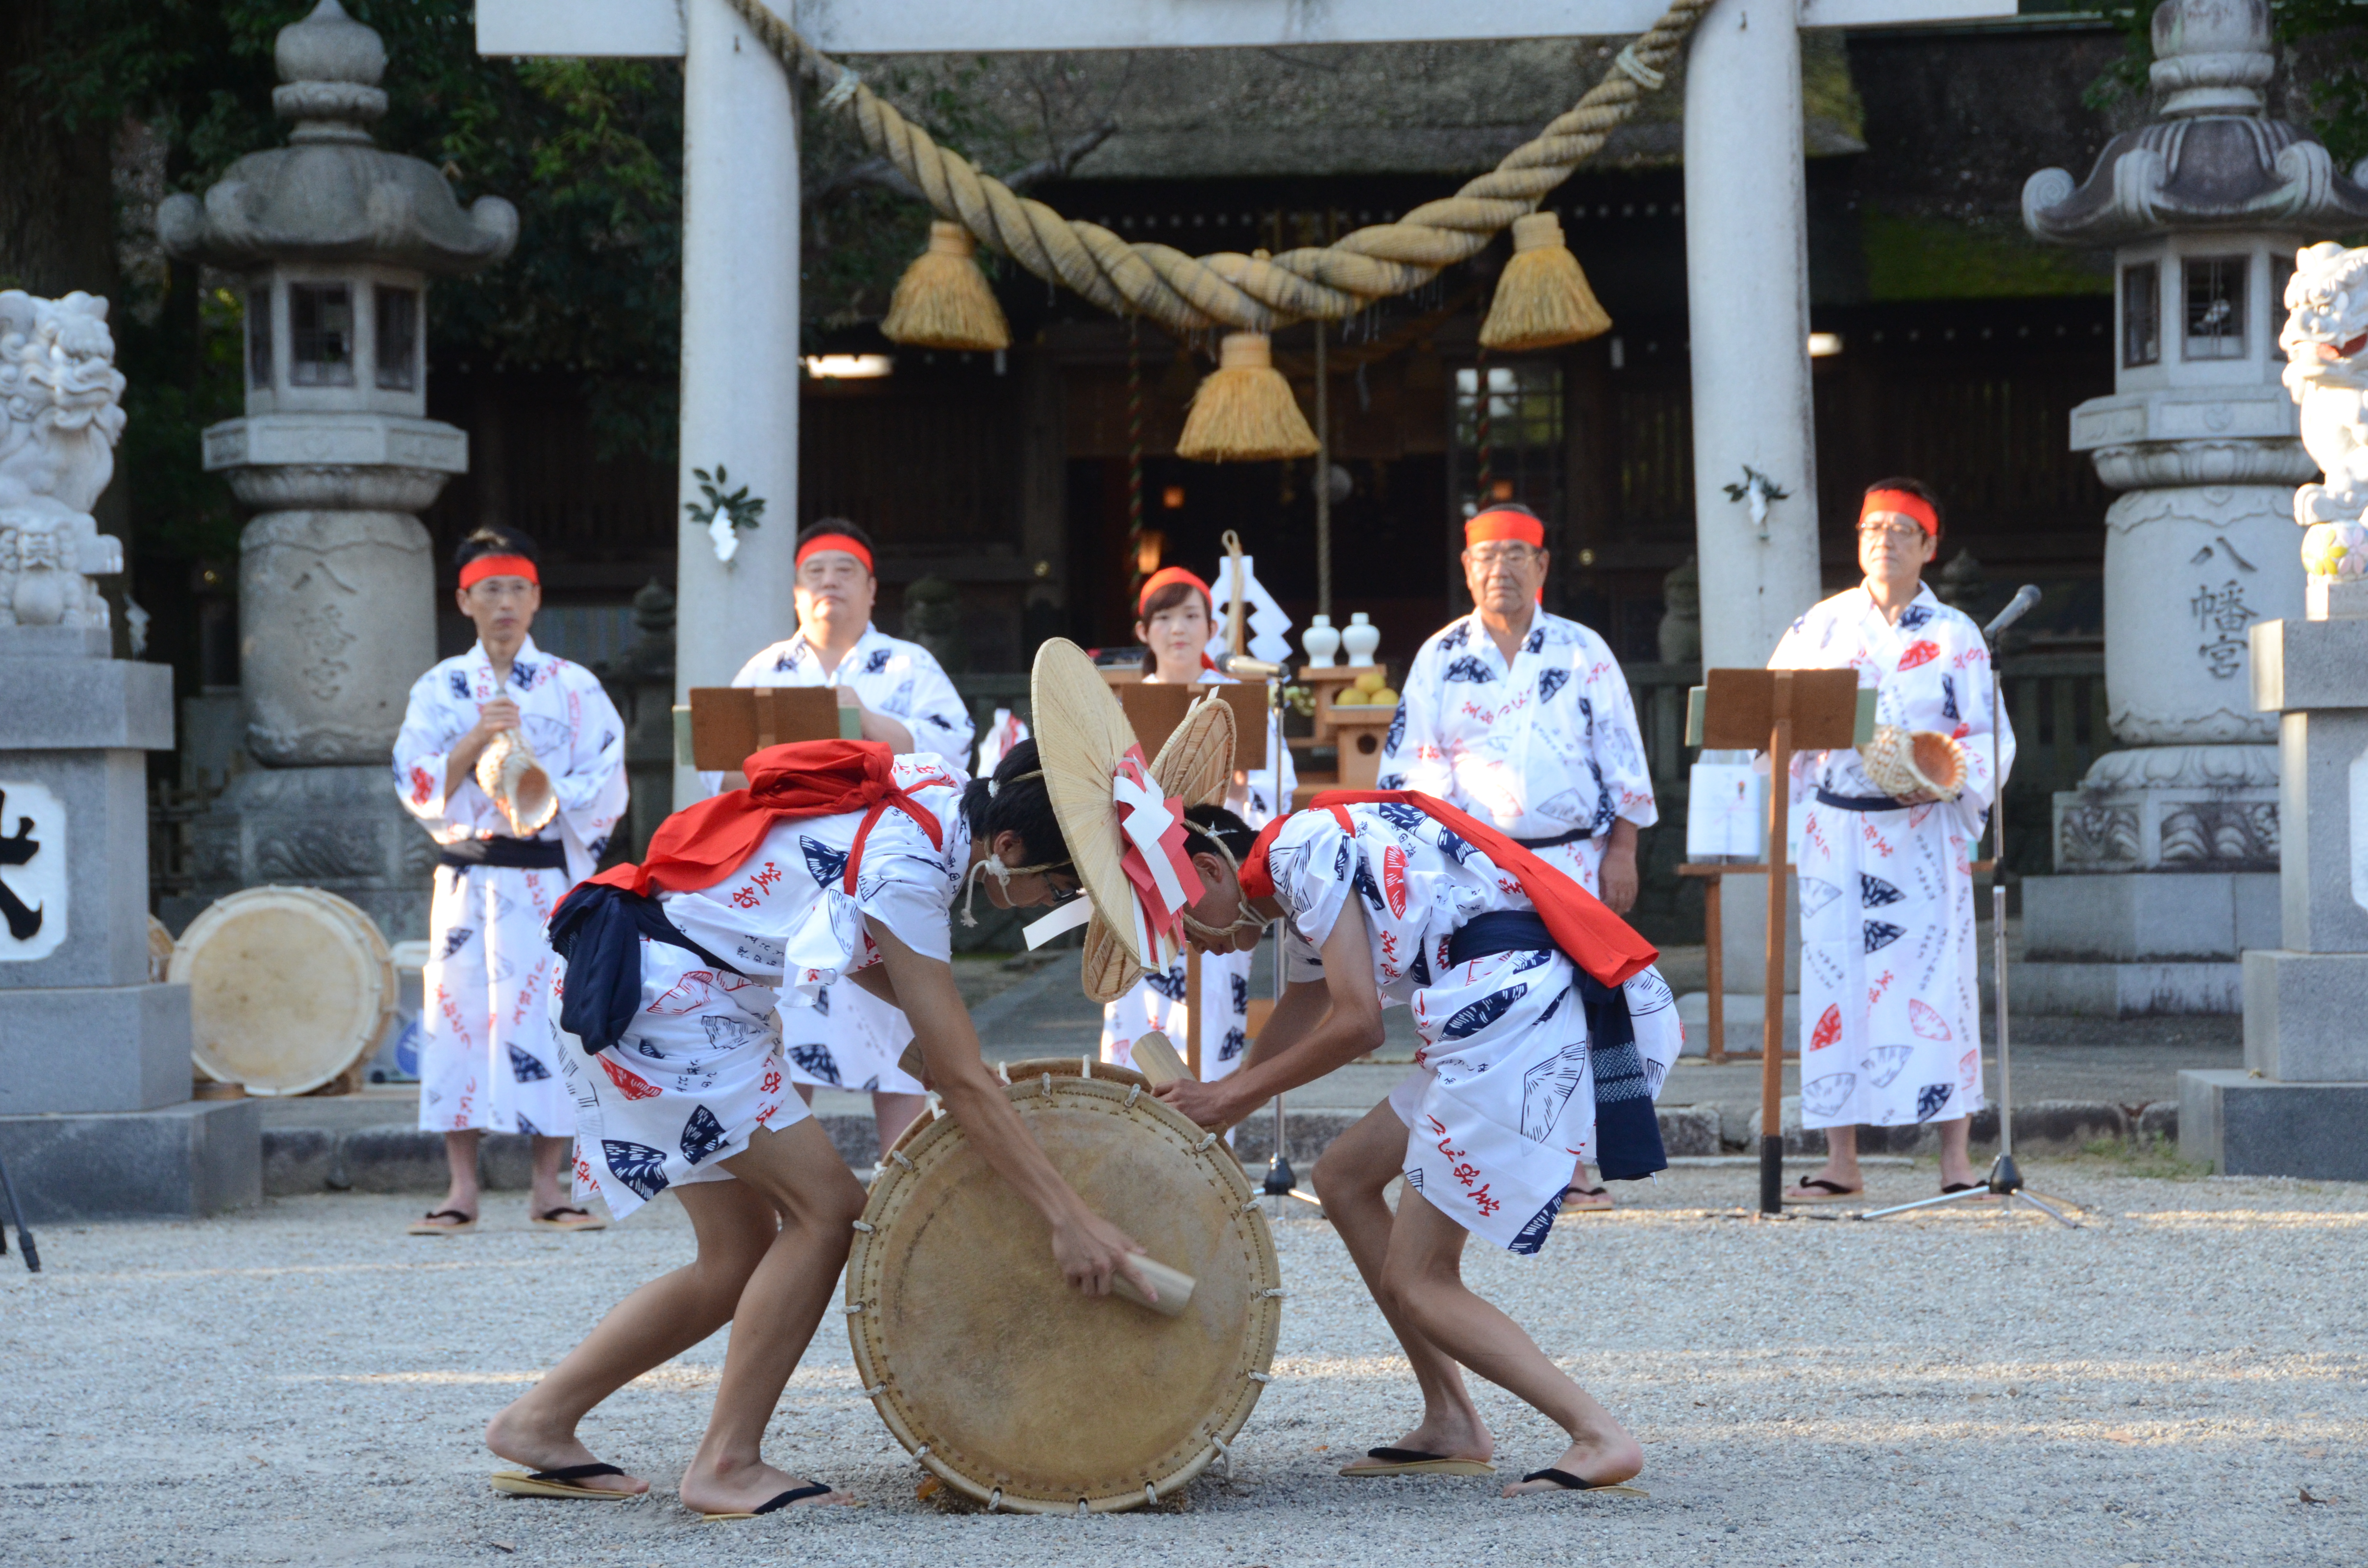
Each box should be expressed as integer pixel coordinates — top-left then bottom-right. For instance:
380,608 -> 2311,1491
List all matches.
1767,477 -> 2015,1204
705,519 -> 976,1160
1377,502 -> 1659,1214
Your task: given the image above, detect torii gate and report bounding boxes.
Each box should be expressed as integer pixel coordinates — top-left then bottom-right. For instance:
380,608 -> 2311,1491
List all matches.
480,0 -> 2008,812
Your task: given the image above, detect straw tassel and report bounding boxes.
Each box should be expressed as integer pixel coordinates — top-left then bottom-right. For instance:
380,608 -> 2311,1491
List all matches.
1175,331 -> 1319,463
1478,211 -> 1611,353
880,220 -> 1011,352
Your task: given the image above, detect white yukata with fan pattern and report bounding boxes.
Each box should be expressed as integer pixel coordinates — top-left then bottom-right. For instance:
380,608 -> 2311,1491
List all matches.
393,636 -> 627,1138
1377,609 -> 1656,894
1768,586 -> 2015,1132
553,755 -> 968,1219
1266,802 -> 1682,1253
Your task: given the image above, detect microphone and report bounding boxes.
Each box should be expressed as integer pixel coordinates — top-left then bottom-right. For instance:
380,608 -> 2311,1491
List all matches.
1213,651 -> 1286,681
1984,584 -> 2041,641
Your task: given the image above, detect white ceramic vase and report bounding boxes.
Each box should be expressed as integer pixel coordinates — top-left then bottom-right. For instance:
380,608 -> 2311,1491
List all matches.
1301,614 -> 1340,668
1341,612 -> 1380,667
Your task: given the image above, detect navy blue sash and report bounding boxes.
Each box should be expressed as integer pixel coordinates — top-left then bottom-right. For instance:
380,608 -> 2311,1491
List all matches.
1444,912 -> 1667,1183
547,882 -> 743,1056
1511,825 -> 1592,850
1814,788 -> 1910,813
440,835 -> 568,870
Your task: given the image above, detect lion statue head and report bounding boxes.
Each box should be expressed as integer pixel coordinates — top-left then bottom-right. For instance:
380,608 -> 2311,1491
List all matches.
2281,242 -> 2368,399
0,290 -> 130,518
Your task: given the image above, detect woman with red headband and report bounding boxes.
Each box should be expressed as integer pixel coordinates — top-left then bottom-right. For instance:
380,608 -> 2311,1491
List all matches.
392,526 -> 629,1236
1098,566 -> 1295,1083
1767,477 -> 2016,1203
706,520 -> 978,1162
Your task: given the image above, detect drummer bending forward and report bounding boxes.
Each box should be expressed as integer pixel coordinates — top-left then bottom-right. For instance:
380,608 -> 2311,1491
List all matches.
1156,795 -> 1682,1496
481,740 -> 1154,1515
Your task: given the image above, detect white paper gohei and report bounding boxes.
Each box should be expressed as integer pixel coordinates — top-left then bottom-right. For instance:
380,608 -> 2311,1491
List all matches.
1685,762 -> 1764,860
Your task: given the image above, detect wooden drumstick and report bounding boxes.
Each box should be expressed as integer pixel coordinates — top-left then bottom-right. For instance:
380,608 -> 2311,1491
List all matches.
1111,1255 -> 1196,1317
1129,1031 -> 1192,1087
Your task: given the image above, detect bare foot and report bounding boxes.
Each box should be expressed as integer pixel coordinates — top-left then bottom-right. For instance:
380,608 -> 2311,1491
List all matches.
1499,1424 -> 1644,1497
677,1455 -> 858,1516
485,1398 -> 648,1496
1782,1167 -> 1862,1200
1383,1409 -> 1493,1466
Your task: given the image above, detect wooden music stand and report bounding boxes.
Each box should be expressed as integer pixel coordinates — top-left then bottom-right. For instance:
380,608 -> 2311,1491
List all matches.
1690,667 -> 1862,1215
679,686 -> 860,772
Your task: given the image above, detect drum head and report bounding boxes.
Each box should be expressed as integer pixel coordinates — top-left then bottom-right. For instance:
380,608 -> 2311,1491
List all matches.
851,1059 -> 1281,1513
171,886 -> 395,1096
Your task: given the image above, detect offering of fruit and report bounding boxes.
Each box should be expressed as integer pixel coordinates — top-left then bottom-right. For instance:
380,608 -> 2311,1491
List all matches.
1338,670 -> 1392,704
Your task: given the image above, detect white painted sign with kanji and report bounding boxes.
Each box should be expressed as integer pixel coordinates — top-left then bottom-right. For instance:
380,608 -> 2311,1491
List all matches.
0,782 -> 66,962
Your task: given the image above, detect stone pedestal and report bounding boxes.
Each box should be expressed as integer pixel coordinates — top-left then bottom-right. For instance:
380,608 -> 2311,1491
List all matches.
2181,616 -> 2368,1176
174,765 -> 440,942
0,635 -> 254,1219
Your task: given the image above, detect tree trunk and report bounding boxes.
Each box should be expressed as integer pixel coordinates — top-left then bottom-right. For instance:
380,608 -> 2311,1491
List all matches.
0,1 -> 122,299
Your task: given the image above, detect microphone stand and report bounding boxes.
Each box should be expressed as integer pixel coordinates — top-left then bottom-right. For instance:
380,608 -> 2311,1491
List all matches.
1860,585 -> 2077,1228
1253,666 -> 1322,1214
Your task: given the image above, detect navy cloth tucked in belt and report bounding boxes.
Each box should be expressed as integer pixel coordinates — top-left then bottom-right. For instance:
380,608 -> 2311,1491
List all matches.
1511,825 -> 1592,850
1443,911 -> 1667,1184
547,882 -> 744,1056
1815,788 -> 1912,813
440,835 -> 569,870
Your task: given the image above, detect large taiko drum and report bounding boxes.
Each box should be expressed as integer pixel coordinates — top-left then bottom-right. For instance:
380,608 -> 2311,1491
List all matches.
172,886 -> 396,1095
847,1057 -> 1282,1513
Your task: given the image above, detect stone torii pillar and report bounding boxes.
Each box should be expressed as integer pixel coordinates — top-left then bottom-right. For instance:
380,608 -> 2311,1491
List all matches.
479,0 -> 2010,816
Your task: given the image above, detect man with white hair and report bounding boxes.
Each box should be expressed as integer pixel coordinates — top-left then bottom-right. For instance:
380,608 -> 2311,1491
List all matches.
1377,502 -> 1658,1212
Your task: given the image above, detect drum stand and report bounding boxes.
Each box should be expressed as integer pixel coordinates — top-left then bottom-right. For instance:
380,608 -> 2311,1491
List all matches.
0,1146 -> 39,1272
1860,587 -> 2075,1230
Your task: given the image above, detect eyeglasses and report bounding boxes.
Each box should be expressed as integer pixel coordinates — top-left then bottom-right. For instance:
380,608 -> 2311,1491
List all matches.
1467,544 -> 1542,570
1855,517 -> 1925,544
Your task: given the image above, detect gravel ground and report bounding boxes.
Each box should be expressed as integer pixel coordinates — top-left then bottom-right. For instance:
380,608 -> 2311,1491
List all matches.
3,1165 -> 2360,1568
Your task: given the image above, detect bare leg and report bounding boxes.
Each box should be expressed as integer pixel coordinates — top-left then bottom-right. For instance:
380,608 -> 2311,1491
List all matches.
1935,1115 -> 1980,1190
424,1130 -> 482,1228
1786,1123 -> 1862,1197
484,1177 -> 779,1494
675,1117 -> 870,1514
1371,1188 -> 1641,1496
1311,1104 -> 1492,1464
871,1091 -> 926,1161
528,1134 -> 572,1216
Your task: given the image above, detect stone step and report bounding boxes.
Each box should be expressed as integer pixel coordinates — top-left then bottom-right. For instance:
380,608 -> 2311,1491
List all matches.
2008,960 -> 2242,1017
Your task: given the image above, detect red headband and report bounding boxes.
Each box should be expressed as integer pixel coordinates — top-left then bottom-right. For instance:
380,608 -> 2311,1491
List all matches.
1137,565 -> 1212,620
796,532 -> 875,572
458,554 -> 537,589
1466,509 -> 1546,549
1861,489 -> 1937,538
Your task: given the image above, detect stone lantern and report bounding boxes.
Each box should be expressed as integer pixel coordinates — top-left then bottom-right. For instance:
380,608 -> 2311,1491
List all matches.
2017,0 -> 2368,1013
159,0 -> 515,938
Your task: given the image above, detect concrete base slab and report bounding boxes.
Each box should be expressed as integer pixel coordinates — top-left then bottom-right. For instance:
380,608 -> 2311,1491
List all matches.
2180,1069 -> 2368,1179
2009,960 -> 2242,1016
0,1099 -> 259,1221
2243,948 -> 2368,1080
2022,871 -> 2279,961
1677,992 -> 1802,1056
0,983 -> 192,1114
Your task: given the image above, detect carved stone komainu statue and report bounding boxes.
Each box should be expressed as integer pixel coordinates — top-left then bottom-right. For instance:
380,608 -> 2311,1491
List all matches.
2280,242 -> 2368,611
0,292 -> 127,632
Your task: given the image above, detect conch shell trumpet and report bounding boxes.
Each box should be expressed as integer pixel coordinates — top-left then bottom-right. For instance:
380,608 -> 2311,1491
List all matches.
1858,724 -> 1966,803
475,728 -> 559,836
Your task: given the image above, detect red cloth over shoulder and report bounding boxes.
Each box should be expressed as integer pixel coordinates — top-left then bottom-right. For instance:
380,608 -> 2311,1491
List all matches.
589,738 -> 940,897
1239,789 -> 1657,988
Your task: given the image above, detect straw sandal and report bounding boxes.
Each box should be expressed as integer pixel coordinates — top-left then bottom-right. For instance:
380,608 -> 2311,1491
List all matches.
1340,1446 -> 1496,1478
1782,1178 -> 1861,1204
406,1209 -> 477,1236
697,1482 -> 851,1519
490,1462 -> 639,1500
1510,1467 -> 1649,1498
532,1205 -> 607,1232
1559,1185 -> 1616,1215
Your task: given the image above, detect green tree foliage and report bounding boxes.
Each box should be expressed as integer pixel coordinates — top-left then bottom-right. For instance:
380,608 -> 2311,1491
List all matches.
2088,0 -> 2368,167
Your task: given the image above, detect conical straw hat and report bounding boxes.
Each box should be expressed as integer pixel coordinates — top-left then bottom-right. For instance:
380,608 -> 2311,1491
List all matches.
1028,640 -> 1237,1003
1081,692 -> 1237,1003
